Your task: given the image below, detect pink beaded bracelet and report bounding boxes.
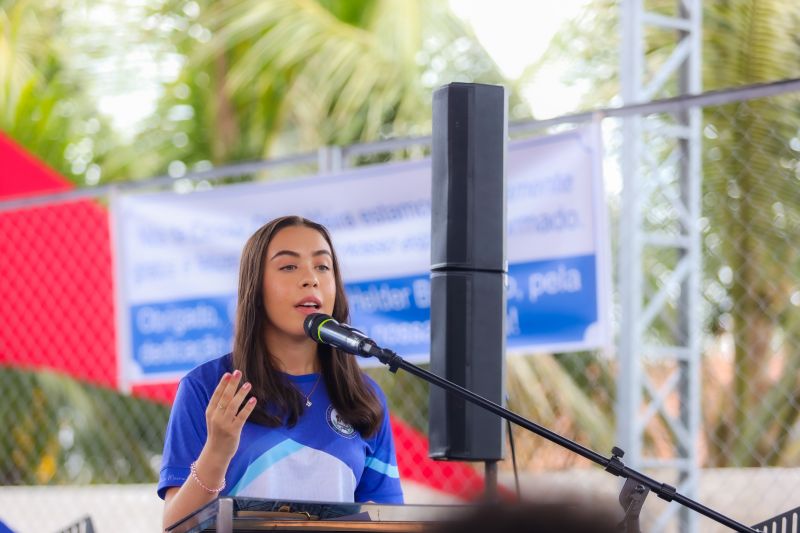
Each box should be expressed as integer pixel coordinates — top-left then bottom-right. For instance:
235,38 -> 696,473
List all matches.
190,461 -> 226,494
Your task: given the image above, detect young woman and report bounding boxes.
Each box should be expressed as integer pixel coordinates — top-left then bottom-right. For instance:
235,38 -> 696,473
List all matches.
158,216 -> 403,529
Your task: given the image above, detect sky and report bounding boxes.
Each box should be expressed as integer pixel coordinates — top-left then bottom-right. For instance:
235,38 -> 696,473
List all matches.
96,0 -> 589,138
450,0 -> 587,118
450,0 -> 586,118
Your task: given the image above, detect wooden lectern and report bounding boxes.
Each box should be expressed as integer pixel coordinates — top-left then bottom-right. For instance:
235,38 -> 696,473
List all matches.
165,497 -> 466,533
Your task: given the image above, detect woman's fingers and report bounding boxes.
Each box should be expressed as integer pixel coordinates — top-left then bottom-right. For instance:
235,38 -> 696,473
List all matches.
208,372 -> 231,407
235,397 -> 257,427
203,369 -> 252,461
206,372 -> 231,421
228,380 -> 252,414
215,370 -> 242,412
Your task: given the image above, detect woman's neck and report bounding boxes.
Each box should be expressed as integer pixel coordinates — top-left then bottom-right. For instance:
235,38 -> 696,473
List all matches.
264,330 -> 319,375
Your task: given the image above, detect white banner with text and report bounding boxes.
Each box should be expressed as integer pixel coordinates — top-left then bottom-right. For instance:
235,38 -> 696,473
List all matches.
112,125 -> 611,388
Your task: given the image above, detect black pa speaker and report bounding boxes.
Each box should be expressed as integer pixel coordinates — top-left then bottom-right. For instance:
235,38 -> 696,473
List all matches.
431,83 -> 506,271
428,83 -> 507,461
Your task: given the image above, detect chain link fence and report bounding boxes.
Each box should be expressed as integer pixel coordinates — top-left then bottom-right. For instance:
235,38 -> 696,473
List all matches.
695,86 -> 800,529
1,80 -> 799,532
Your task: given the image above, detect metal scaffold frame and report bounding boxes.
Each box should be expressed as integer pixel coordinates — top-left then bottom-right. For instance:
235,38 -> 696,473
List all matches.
618,0 -> 703,532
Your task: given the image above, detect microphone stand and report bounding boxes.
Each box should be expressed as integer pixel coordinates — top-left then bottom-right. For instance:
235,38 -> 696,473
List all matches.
366,347 -> 758,533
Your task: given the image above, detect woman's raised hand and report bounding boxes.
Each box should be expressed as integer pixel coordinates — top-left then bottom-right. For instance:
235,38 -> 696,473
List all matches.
162,372 -> 256,529
204,370 -> 257,462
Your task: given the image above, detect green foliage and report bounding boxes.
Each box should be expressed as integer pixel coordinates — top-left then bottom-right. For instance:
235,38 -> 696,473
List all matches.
0,0 -> 119,186
365,365 -> 429,433
0,368 -> 169,484
701,1 -> 800,466
508,354 -> 616,455
123,0 -> 526,179
528,0 -> 800,467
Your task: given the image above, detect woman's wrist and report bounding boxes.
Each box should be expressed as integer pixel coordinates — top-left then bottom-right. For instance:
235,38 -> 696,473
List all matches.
190,460 -> 225,493
192,446 -> 231,492
199,441 -> 234,465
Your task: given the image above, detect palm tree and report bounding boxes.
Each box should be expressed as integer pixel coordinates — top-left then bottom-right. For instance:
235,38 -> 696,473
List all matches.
701,1 -> 800,466
0,0 -> 117,185
524,0 -> 800,467
0,367 -> 169,485
1,0 -> 168,486
123,0 -> 527,179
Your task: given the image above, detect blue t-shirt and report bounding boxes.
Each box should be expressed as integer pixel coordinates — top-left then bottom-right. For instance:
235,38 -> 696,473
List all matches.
158,354 -> 403,504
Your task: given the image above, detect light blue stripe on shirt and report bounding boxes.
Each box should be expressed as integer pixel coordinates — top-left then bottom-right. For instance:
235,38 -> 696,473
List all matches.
365,456 -> 399,478
230,439 -> 305,494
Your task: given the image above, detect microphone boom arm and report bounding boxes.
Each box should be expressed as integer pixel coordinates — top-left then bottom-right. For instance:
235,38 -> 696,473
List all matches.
367,346 -> 757,533
303,313 -> 756,531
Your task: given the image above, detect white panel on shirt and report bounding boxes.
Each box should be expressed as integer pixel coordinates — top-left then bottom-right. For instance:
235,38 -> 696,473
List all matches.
232,445 -> 357,502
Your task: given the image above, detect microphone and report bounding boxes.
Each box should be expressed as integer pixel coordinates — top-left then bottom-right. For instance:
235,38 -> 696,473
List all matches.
303,313 -> 381,357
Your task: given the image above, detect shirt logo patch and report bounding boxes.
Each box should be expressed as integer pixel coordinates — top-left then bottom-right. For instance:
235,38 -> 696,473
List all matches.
326,406 -> 356,439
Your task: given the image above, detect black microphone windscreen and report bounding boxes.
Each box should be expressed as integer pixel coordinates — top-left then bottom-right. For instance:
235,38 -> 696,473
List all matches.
303,313 -> 331,340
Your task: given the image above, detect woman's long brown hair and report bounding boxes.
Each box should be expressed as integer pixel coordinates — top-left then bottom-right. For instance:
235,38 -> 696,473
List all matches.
232,215 -> 383,437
